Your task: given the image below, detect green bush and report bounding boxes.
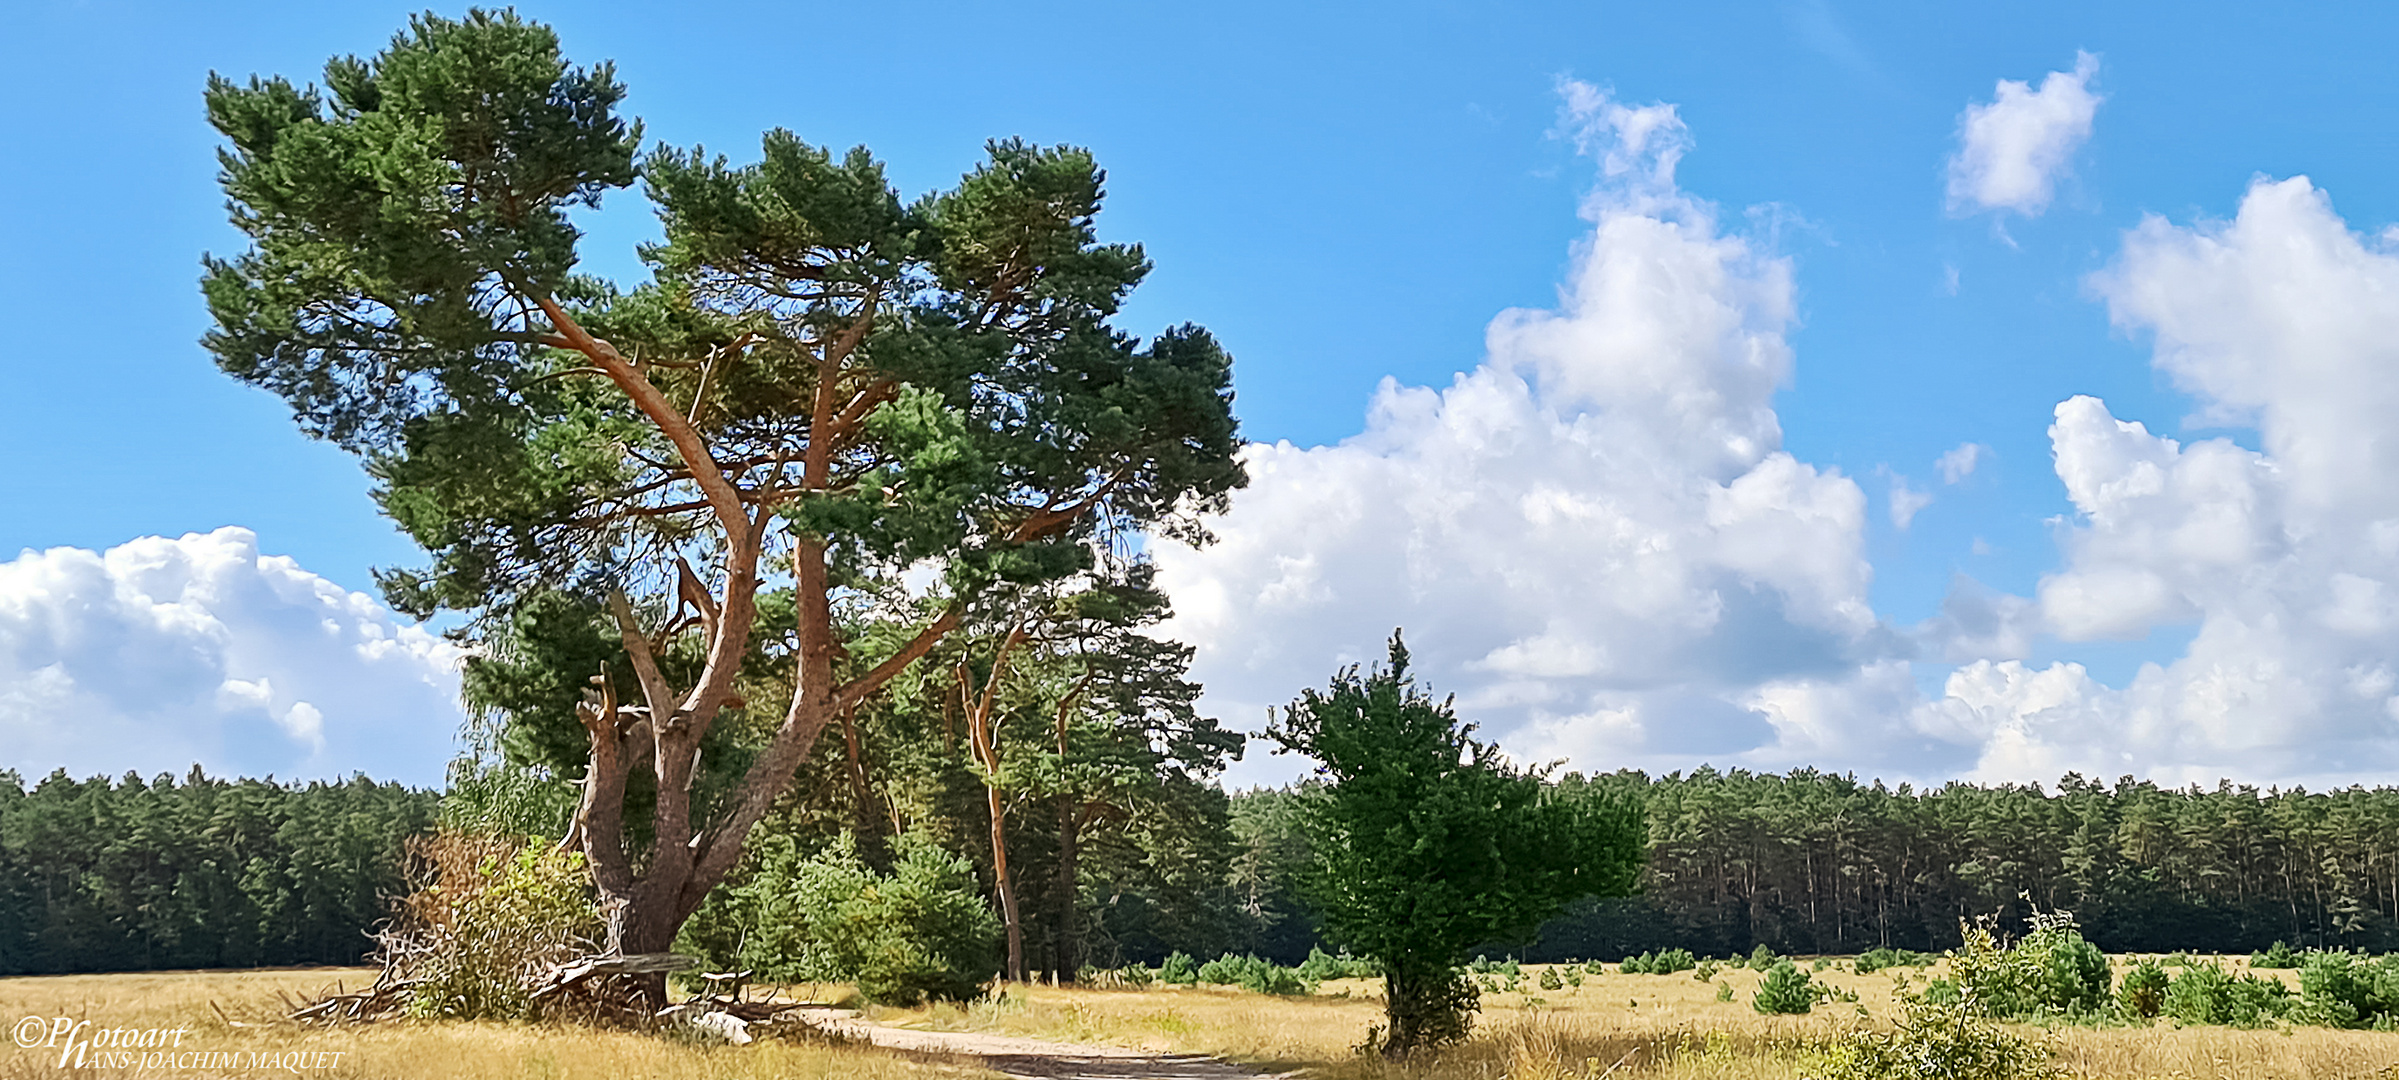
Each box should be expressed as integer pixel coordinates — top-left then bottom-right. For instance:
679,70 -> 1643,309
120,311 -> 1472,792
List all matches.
2118,959 -> 2169,1019
1296,946 -> 1378,982
681,832 -> 1000,1005
1944,908 -> 2109,1019
2251,940 -> 2302,969
1693,957 -> 1722,982
2020,923 -> 2112,1014
2162,961 -> 2290,1027
1810,991 -> 2058,1080
1196,952 -> 1313,995
1538,966 -> 1563,990
2288,949 -> 2399,1028
1753,960 -> 1818,1015
1748,943 -> 1781,971
1853,946 -> 1935,974
1158,950 -> 1199,984
1467,954 -> 1522,975
1622,947 -> 1697,975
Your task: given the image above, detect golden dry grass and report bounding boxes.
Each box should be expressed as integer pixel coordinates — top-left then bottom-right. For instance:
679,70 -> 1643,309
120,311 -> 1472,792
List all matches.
0,968 -> 990,1080
871,959 -> 2399,1080
7,959 -> 2399,1078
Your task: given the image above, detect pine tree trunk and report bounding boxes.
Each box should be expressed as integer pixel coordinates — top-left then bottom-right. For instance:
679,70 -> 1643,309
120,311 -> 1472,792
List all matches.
961,624 -> 1031,985
839,708 -> 891,869
1055,797 -> 1079,982
987,779 -> 1025,983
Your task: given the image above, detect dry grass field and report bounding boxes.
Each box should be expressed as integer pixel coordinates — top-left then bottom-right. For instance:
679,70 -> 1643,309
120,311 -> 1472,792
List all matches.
0,968 -> 989,1080
5,959 -> 2399,1078
873,959 -> 2399,1080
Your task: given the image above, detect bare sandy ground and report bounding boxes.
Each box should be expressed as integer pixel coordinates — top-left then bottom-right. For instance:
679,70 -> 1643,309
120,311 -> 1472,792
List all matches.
801,1009 -> 1273,1080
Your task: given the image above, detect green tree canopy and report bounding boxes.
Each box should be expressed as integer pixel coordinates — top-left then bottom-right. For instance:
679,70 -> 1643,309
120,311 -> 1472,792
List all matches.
202,9 -> 1242,995
1268,633 -> 1644,1056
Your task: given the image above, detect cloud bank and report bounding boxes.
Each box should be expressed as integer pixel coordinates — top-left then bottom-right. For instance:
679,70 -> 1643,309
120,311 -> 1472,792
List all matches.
0,528 -> 463,783
1156,86 -> 1932,782
1928,176 -> 2399,786
1947,52 -> 2101,217
1161,78 -> 2399,792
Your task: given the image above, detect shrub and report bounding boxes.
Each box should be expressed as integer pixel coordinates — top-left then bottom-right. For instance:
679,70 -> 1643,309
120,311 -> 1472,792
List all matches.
395,834 -> 601,1021
2162,961 -> 2290,1027
1158,951 -> 1199,984
1538,966 -> 1563,990
2251,940 -> 2302,969
1622,948 -> 1696,975
2118,959 -> 2169,1019
1854,947 -> 1934,974
2018,916 -> 2111,1015
1468,954 -> 1521,975
1748,944 -> 1781,971
1944,922 -> 2038,1018
2289,949 -> 2399,1028
1197,953 -> 1314,995
1296,946 -> 1378,982
1810,990 -> 2058,1080
1255,965 -> 1311,995
683,832 -> 1000,1005
1693,957 -> 1722,982
1753,960 -> 1817,1015
1582,958 -> 1608,975
1945,908 -> 2109,1019
793,835 -> 1002,1005
1715,980 -> 1734,1002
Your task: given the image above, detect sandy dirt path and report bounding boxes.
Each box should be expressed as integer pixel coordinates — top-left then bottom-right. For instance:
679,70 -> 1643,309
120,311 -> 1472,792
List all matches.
800,1010 -> 1276,1080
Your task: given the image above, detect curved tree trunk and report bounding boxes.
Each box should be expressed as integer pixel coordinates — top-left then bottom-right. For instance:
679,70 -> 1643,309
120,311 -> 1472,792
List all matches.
986,779 -> 1025,983
962,624 -> 1032,985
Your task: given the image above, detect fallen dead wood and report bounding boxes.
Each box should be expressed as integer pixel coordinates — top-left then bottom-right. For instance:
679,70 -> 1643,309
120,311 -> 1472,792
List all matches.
530,952 -> 700,1002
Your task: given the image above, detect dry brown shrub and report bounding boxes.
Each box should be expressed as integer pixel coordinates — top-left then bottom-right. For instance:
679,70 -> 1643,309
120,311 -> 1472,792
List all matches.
374,831 -> 607,1021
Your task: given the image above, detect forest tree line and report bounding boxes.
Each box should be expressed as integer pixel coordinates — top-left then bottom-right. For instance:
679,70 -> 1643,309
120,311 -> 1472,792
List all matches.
0,769 -> 436,975
1514,768 -> 2399,961
17,758 -> 2399,975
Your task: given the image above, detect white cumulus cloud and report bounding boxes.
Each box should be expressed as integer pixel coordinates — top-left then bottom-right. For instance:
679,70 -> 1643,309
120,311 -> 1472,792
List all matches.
1886,472 -> 1933,529
1947,52 -> 2102,217
0,528 -> 464,783
1159,85 -> 2399,791
1937,442 -> 1989,484
1156,85 -> 1919,783
1929,176 -> 2399,785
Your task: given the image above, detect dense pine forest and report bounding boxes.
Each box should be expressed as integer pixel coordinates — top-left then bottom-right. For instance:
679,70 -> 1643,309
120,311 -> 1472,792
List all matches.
1523,769 -> 2399,962
14,761 -> 2399,975
1142,769 -> 2399,967
0,769 -> 436,974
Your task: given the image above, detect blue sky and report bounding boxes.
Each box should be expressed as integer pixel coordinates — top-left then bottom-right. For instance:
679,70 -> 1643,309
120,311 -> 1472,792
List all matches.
5,1 -> 2398,788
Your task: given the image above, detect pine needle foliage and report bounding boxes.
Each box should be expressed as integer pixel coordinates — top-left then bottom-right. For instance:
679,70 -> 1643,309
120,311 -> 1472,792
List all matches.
1266,633 -> 1645,1057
